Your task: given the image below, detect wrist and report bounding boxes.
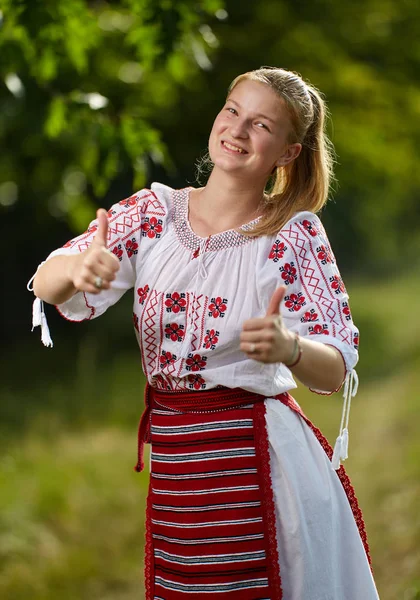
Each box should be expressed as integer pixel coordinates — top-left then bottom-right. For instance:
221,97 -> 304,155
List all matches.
284,333 -> 303,368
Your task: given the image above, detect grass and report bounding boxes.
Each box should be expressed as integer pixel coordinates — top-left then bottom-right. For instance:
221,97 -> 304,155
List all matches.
1,272 -> 419,599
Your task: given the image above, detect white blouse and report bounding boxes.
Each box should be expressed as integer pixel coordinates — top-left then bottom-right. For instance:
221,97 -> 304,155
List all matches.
40,182 -> 359,395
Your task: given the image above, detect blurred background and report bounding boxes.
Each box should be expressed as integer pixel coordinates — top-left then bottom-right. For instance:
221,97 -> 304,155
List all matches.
1,0 -> 419,598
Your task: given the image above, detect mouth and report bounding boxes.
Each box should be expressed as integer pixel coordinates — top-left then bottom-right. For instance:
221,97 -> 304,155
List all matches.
221,140 -> 248,154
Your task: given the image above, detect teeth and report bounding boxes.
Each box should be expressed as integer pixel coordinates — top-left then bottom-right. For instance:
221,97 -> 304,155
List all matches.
224,142 -> 245,154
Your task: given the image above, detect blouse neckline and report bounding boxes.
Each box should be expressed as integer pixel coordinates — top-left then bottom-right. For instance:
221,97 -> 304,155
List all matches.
172,186 -> 261,253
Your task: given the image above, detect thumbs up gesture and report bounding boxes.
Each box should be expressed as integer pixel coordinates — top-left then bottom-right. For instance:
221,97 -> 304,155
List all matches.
240,286 -> 296,364
69,209 -> 120,295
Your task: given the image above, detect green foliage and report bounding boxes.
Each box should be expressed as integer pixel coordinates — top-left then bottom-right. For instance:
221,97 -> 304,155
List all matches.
0,0 -> 223,227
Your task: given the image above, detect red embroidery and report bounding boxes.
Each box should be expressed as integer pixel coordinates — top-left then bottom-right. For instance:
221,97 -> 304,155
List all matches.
165,292 -> 187,313
203,328 -> 219,350
301,219 -> 318,236
309,323 -> 329,335
208,297 -> 227,318
185,353 -> 207,372
353,332 -> 359,348
330,274 -> 346,294
159,350 -> 177,367
119,194 -> 138,208
253,402 -> 283,598
285,292 -> 306,312
125,237 -> 139,257
342,301 -> 351,321
112,243 -> 123,261
317,244 -> 333,264
269,240 -> 287,262
133,313 -> 139,332
141,216 -> 163,239
164,322 -> 185,342
279,261 -> 297,285
300,309 -> 318,323
137,285 -> 150,304
187,373 -> 207,390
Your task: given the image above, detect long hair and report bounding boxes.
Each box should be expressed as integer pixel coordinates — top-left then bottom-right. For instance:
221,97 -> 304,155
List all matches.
223,67 -> 336,236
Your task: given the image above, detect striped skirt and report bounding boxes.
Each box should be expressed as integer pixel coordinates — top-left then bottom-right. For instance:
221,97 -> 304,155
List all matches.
136,386 -> 372,600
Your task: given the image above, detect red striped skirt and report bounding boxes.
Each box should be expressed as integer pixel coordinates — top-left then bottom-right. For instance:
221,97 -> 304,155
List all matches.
135,386 -> 371,600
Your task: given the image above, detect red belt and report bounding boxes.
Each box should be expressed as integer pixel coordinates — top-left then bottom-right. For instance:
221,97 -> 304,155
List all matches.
134,383 -> 296,472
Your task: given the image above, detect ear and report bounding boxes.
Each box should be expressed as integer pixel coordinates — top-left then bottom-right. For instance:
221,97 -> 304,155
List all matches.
276,143 -> 302,167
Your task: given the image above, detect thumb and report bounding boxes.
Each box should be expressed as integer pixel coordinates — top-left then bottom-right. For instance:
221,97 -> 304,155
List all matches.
265,286 -> 287,317
94,208 -> 109,247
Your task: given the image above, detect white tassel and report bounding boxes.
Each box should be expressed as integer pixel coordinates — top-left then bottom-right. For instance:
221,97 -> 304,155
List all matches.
331,370 -> 358,470
31,297 -> 53,348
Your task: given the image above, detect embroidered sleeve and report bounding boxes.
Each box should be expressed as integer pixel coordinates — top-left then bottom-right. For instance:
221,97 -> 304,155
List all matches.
46,188 -> 165,322
272,213 -> 359,388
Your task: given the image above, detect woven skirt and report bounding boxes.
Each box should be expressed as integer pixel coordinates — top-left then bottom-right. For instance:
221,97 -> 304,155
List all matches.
137,386 -> 376,600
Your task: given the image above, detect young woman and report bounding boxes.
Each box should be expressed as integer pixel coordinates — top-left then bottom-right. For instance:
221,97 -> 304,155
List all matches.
30,67 -> 380,599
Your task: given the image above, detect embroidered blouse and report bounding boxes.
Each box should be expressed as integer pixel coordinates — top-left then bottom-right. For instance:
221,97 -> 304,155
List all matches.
35,182 -> 359,400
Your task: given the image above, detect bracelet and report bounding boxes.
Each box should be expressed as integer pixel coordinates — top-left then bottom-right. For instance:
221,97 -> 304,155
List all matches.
284,333 -> 303,368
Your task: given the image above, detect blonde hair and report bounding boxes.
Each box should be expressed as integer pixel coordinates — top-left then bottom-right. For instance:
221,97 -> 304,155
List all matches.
228,67 -> 336,237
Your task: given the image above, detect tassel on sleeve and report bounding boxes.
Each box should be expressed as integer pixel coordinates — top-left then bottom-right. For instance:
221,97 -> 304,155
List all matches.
331,369 -> 358,470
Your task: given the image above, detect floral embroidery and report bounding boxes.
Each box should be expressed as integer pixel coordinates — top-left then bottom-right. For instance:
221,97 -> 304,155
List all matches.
63,240 -> 73,248
159,350 -> 177,367
309,324 -> 329,335
119,195 -> 137,209
165,292 -> 187,313
141,216 -> 163,239
208,297 -> 227,318
133,313 -> 139,332
279,262 -> 297,285
165,323 -> 185,342
186,353 -> 207,372
301,309 -> 318,323
112,243 -> 123,261
203,329 -> 219,350
301,219 -> 318,237
317,244 -> 333,264
137,285 -> 150,304
330,274 -> 346,294
87,224 -> 98,234
107,208 -> 116,218
285,292 -> 306,312
269,240 -> 287,262
125,238 -> 139,257
187,374 -> 207,390
342,301 -> 351,321
353,332 -> 359,348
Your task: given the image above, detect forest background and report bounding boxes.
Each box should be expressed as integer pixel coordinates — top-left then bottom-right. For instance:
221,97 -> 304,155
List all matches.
1,0 -> 419,598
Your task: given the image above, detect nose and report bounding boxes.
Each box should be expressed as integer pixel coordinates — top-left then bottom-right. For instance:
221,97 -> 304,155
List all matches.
230,118 -> 249,139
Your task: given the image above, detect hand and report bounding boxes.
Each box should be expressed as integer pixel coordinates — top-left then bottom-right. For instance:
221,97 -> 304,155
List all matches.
240,286 -> 295,364
68,209 -> 120,295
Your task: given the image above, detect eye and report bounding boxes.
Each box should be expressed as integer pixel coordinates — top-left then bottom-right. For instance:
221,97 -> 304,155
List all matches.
256,121 -> 270,131
226,107 -> 238,115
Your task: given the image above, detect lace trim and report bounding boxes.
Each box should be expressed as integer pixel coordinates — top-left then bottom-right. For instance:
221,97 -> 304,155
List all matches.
279,393 -> 373,569
253,401 -> 283,599
172,187 -> 259,252
144,481 -> 154,600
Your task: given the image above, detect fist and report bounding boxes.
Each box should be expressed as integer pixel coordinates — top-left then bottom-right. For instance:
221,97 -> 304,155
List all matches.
240,286 -> 295,364
69,209 -> 120,295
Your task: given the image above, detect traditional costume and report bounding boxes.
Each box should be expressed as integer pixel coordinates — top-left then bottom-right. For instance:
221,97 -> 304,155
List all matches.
30,183 -> 379,599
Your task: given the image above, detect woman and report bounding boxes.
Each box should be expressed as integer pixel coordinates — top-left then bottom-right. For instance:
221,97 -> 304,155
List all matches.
30,67 -> 379,599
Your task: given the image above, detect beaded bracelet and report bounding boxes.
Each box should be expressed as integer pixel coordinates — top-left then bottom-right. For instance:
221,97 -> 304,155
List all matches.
284,333 -> 303,368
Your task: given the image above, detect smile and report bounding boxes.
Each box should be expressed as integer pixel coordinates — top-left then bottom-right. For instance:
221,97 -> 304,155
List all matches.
221,141 -> 247,154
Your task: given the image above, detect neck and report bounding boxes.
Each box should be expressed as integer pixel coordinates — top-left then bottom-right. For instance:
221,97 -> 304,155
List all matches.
192,168 -> 266,232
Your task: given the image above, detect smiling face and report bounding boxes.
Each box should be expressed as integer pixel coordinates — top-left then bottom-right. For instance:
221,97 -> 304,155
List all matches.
208,79 -> 302,184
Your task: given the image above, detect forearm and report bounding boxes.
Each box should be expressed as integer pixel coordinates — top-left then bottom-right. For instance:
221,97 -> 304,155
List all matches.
33,255 -> 79,305
288,336 -> 346,392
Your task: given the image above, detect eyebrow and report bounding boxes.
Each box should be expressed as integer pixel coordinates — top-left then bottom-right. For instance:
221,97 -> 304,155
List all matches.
227,98 -> 276,124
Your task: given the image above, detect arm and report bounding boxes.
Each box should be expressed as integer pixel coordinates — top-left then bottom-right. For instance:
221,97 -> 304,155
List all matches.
33,209 -> 120,305
240,286 -> 345,393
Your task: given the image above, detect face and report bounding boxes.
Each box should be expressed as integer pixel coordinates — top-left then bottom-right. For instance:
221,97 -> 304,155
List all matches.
208,79 -> 302,183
